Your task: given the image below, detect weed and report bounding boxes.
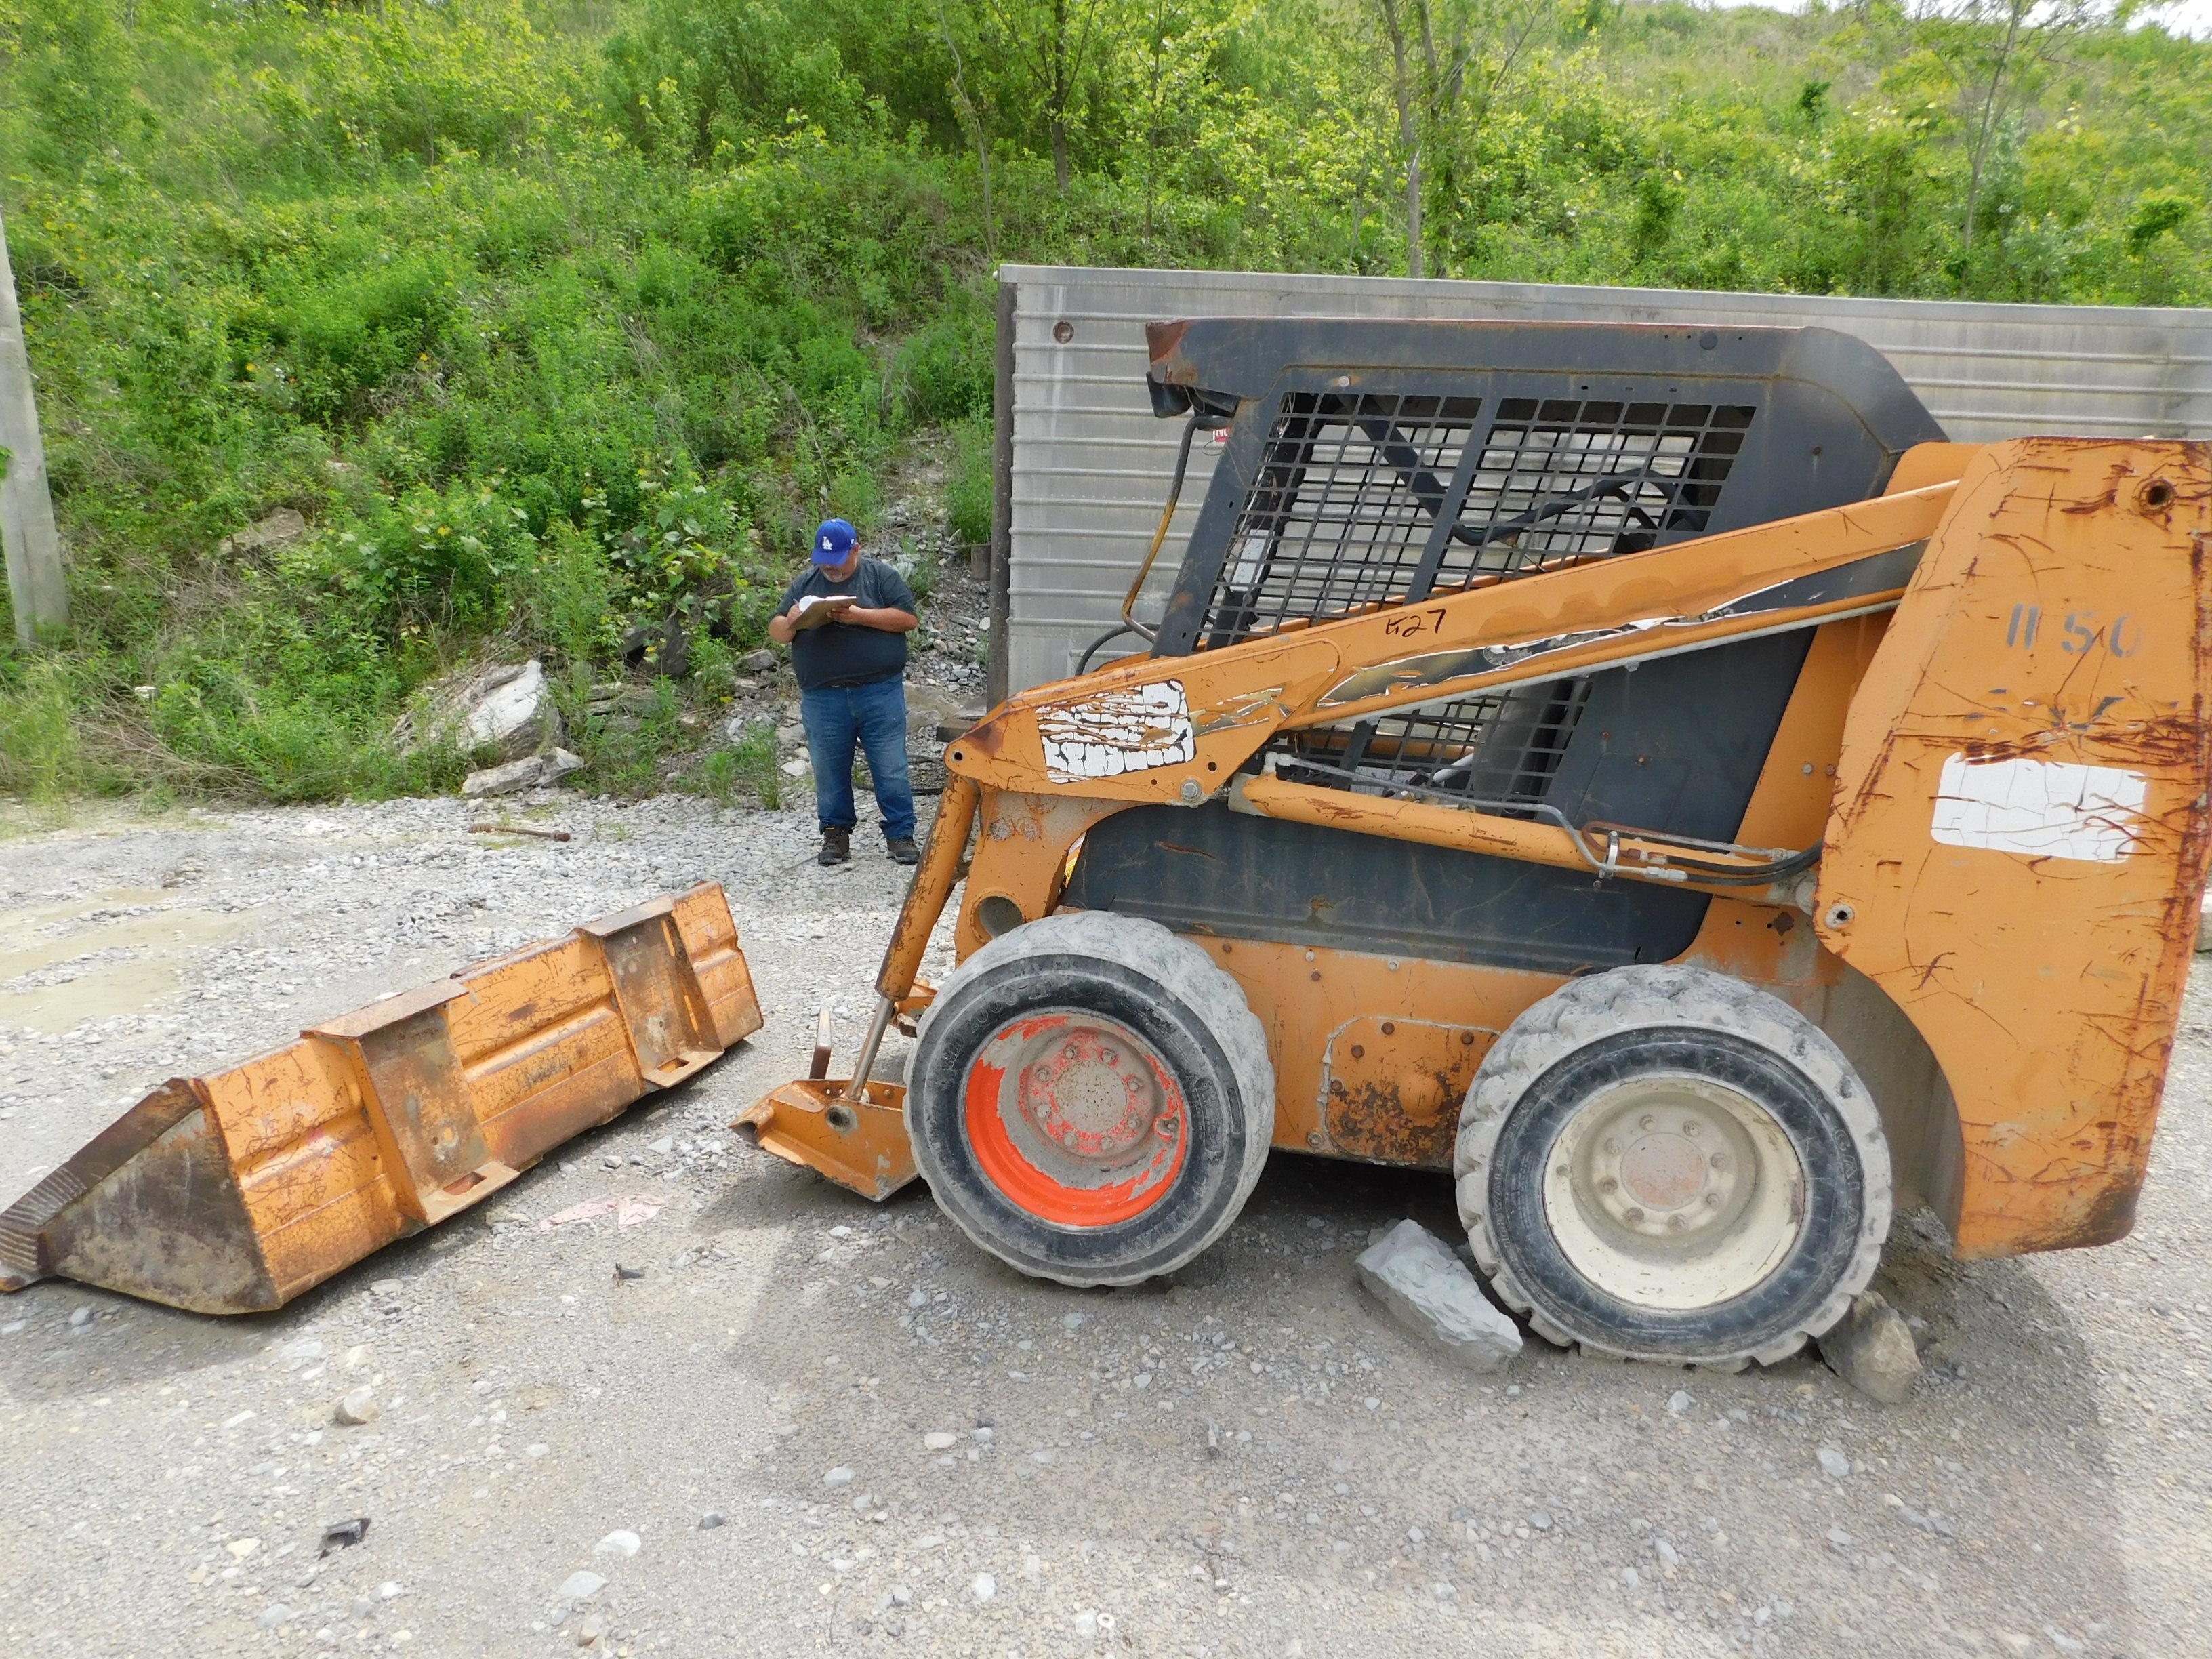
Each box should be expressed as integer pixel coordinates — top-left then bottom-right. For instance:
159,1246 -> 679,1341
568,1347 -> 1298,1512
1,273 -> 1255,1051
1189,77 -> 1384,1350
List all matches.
729,718 -> 784,810
945,417 -> 994,552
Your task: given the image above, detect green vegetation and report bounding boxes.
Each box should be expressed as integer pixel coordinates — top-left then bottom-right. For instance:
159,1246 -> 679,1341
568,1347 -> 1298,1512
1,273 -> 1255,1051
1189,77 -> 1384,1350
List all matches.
1,0 -> 2206,800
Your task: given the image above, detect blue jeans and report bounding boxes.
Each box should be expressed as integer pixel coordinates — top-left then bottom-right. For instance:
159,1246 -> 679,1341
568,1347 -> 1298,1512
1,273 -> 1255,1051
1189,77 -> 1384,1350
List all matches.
801,678 -> 916,843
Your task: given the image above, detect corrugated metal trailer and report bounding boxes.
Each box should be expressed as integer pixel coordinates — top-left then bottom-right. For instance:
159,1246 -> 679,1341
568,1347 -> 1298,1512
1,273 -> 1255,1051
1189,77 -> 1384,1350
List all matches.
989,264 -> 2212,697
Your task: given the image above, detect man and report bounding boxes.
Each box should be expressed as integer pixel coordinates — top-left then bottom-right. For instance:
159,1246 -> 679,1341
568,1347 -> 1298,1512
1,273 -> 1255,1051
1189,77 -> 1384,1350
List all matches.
768,518 -> 922,867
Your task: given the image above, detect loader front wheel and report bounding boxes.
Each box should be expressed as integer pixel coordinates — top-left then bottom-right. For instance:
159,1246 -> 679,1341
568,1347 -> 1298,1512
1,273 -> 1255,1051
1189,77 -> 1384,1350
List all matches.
1454,966 -> 1891,1369
908,912 -> 1275,1287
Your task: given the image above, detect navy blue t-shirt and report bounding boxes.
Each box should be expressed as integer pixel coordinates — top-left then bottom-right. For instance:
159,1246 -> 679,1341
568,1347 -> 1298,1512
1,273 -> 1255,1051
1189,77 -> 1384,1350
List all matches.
778,558 -> 918,690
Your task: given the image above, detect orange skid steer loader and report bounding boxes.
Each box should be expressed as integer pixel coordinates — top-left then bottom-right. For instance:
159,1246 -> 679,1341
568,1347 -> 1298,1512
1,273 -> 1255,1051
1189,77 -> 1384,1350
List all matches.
741,318 -> 2212,1370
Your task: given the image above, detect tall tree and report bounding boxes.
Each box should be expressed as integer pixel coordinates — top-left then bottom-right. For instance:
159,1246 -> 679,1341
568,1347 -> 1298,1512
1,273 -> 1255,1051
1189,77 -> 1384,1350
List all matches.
1914,0 -> 2106,258
983,0 -> 1111,191
937,0 -> 1001,262
1110,0 -> 1248,241
1369,0 -> 1557,279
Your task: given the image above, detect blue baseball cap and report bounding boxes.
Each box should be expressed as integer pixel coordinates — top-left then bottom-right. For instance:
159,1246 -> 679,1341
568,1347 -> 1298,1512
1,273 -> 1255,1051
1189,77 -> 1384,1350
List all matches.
812,518 -> 857,565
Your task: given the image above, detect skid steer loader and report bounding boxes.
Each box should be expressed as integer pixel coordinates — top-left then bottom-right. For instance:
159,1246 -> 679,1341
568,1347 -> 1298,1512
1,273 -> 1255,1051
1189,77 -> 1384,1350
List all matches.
739,317 -> 2211,1370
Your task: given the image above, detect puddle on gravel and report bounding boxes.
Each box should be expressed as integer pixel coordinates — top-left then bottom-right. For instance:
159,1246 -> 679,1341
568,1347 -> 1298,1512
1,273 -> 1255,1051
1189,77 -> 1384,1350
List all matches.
0,888 -> 260,1033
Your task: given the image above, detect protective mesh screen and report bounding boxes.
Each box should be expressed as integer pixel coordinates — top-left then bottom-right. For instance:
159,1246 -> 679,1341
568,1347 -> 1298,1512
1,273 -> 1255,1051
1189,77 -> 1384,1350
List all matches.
1204,391 -> 1480,645
1212,388 -> 1754,820
1279,679 -> 1593,812
1437,398 -> 1756,586
1200,393 -> 1757,642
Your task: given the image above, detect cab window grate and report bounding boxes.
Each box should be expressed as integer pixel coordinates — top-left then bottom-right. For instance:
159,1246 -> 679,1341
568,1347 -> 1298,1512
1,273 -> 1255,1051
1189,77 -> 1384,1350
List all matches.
1204,390 -> 1479,647
1278,679 -> 1593,815
1200,392 -> 1755,646
1441,398 -> 1756,583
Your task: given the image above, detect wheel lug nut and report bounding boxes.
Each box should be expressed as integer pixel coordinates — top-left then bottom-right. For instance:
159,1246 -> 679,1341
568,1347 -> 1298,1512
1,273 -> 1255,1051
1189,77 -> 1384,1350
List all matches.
1597,1176 -> 1618,1193
1667,1215 -> 1686,1231
1603,1137 -> 1620,1155
1710,1153 -> 1727,1170
1681,1120 -> 1700,1136
1624,1206 -> 1645,1224
1703,1192 -> 1721,1206
1639,1115 -> 1654,1131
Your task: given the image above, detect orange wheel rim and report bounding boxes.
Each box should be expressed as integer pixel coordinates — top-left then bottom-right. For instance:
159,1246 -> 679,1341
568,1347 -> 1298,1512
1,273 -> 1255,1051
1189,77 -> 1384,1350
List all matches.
963,1010 -> 1189,1227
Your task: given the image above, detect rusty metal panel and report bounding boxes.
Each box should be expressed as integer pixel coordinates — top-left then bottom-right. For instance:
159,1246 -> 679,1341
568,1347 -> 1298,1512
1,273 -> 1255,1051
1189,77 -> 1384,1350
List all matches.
672,882 -> 765,1048
0,882 -> 763,1314
447,936 -> 642,1162
0,1080 -> 279,1314
1816,438 -> 2212,1257
999,263 -> 2212,693
580,899 -> 719,1084
1319,1016 -> 1496,1167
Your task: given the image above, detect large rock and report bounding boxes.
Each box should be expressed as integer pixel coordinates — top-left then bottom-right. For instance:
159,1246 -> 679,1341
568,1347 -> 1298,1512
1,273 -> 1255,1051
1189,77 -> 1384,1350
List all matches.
1356,1219 -> 1522,1372
396,659 -> 562,762
462,660 -> 558,758
463,747 -> 583,798
218,508 -> 308,560
1816,1290 -> 1923,1404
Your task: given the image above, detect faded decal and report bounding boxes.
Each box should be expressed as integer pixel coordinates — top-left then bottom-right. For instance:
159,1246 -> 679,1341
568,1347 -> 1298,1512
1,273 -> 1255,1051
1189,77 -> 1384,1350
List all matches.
1038,680 -> 1197,782
1929,753 -> 2147,863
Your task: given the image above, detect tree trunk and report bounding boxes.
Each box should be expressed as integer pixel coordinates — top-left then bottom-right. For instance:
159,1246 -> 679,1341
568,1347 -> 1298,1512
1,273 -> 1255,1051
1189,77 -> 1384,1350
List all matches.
1962,3 -> 2026,258
0,203 -> 68,644
1385,9 -> 1423,279
1406,146 -> 1424,280
1048,0 -> 1074,194
938,6 -> 996,264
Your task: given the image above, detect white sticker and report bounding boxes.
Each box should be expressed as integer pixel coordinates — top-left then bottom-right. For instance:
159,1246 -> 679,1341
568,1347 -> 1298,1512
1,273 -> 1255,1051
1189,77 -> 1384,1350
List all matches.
1038,680 -> 1196,783
1929,753 -> 2147,863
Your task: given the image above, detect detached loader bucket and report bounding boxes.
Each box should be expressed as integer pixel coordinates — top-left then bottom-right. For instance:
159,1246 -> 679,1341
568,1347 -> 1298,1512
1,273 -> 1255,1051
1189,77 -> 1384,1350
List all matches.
0,883 -> 761,1315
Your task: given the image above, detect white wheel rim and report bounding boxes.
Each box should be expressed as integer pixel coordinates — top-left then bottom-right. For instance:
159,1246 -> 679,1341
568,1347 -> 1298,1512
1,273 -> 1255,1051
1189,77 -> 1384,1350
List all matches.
1540,1073 -> 1805,1310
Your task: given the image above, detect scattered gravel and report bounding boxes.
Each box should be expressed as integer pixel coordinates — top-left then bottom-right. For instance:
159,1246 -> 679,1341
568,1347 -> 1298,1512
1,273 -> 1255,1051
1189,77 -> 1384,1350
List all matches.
1,793 -> 2209,1656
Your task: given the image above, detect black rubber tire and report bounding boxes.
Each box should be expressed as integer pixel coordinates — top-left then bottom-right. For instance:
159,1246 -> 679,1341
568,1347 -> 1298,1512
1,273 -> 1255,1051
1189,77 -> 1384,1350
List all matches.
907,911 -> 1275,1288
1454,965 -> 1891,1369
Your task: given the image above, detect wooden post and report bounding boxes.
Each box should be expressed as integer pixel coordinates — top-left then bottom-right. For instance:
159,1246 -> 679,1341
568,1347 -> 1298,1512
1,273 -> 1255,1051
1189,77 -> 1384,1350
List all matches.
0,203 -> 67,645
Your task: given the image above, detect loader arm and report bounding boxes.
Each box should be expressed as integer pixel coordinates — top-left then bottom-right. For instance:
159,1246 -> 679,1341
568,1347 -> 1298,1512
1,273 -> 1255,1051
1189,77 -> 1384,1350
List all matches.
848,463 -> 1957,1025
939,474 -> 1955,858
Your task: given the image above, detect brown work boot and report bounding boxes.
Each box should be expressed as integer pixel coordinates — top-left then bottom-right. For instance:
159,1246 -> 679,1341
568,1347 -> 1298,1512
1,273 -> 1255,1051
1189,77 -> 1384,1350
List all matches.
886,837 -> 919,865
818,827 -> 851,867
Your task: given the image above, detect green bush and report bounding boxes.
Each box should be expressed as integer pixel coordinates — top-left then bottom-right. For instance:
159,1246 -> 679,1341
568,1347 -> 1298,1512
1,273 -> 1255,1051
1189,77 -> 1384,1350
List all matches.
0,658 -> 87,798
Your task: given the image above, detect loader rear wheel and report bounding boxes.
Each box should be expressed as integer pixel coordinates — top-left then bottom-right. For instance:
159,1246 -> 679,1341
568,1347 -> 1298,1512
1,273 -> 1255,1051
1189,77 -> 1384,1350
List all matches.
1454,965 -> 1890,1369
908,911 -> 1274,1288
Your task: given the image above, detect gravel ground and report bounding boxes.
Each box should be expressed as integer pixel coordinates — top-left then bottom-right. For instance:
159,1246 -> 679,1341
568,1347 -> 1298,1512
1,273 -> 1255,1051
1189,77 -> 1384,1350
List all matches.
1,792 -> 2208,1658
